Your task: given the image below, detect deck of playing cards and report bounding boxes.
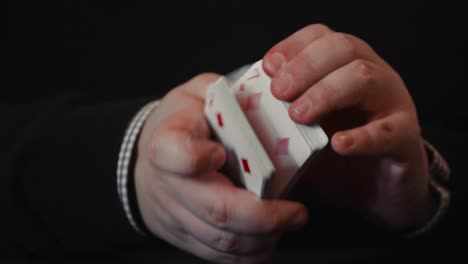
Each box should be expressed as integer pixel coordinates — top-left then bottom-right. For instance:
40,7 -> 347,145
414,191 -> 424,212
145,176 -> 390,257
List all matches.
204,60 -> 328,199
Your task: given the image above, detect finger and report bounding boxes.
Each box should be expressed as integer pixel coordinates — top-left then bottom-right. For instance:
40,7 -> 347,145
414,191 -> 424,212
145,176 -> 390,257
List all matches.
181,234 -> 274,264
270,32 -> 381,101
183,208 -> 281,255
150,186 -> 276,262
150,128 -> 226,175
289,59 -> 389,124
331,112 -> 420,158
165,171 -> 309,235
145,190 -> 274,264
149,109 -> 226,174
179,72 -> 221,100
263,24 -> 334,75
156,182 -> 281,254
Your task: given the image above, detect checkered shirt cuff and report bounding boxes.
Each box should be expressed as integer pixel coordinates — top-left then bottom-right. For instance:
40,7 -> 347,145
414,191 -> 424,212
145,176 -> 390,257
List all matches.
404,140 -> 451,238
117,100 -> 159,235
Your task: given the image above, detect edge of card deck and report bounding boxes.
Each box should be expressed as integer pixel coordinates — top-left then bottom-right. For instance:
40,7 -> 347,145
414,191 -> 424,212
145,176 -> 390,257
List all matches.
204,77 -> 275,198
231,60 -> 329,198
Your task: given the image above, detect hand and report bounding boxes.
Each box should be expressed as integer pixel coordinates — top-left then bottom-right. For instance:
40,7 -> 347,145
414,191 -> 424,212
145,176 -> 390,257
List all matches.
134,73 -> 308,263
262,24 -> 434,230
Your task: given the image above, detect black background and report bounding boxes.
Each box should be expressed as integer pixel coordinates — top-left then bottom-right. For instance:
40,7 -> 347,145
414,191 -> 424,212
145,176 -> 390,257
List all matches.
7,0 -> 468,262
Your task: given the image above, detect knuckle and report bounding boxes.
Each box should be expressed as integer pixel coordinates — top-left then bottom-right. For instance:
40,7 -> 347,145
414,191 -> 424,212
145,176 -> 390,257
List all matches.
207,199 -> 230,228
165,86 -> 186,100
319,81 -> 340,109
213,232 -> 239,253
332,32 -> 357,58
163,89 -> 191,107
194,72 -> 221,85
379,120 -> 394,135
353,59 -> 377,85
307,23 -> 332,35
297,50 -> 318,74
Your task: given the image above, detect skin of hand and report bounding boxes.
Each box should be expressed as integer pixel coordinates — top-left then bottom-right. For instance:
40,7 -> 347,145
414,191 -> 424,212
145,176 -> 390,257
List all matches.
262,24 -> 435,230
134,73 -> 308,264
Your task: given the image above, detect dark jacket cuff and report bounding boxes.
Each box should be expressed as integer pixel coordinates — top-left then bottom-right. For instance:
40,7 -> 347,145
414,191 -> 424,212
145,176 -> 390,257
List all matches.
3,95 -> 155,257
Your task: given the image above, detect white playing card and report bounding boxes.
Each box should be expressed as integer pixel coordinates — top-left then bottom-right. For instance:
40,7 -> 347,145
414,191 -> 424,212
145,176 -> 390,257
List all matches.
231,60 -> 329,198
204,77 -> 275,198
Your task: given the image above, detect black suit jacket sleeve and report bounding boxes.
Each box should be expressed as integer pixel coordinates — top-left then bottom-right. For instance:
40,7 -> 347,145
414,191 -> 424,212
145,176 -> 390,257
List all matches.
0,93 -> 153,257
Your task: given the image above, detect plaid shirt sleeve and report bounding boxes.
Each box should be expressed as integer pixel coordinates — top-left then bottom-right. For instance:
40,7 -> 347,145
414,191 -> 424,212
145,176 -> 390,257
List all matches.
117,100 -> 159,235
116,102 -> 451,237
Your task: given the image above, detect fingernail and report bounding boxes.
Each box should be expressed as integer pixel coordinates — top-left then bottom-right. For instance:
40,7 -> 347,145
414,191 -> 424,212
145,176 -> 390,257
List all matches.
266,52 -> 285,73
291,97 -> 310,119
271,72 -> 293,97
293,209 -> 308,227
211,147 -> 225,169
335,134 -> 353,152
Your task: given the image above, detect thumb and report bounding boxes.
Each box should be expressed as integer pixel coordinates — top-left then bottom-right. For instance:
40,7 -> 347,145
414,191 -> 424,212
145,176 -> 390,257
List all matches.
150,108 -> 226,175
180,72 -> 222,100
166,106 -> 213,139
330,112 -> 420,160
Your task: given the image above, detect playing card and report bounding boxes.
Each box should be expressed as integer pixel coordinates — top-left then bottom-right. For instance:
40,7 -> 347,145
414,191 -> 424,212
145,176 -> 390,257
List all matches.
204,77 -> 275,198
231,60 -> 329,198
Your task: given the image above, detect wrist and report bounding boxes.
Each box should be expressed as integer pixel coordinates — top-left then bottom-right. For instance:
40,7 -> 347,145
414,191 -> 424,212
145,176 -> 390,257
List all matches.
391,181 -> 439,233
117,100 -> 159,235
377,139 -> 450,237
399,139 -> 451,238
402,178 -> 450,238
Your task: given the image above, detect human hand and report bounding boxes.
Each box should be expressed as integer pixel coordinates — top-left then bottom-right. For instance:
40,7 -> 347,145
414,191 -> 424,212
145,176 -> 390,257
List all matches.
134,73 -> 308,263
262,24 -> 434,230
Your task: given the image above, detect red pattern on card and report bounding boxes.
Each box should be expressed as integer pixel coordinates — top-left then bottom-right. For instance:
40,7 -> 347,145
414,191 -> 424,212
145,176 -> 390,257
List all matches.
239,83 -> 246,91
243,92 -> 262,111
247,69 -> 260,80
241,158 -> 251,173
274,137 -> 289,155
216,112 -> 224,128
